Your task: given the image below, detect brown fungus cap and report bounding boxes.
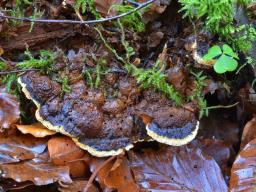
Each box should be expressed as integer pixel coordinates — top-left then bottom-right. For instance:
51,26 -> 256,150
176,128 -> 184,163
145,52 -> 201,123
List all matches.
136,98 -> 199,146
18,72 -> 147,157
18,72 -> 199,157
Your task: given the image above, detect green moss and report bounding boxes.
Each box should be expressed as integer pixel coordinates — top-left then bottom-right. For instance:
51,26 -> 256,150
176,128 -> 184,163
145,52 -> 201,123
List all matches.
17,50 -> 55,70
189,71 -> 208,118
111,4 -> 145,32
61,76 -> 71,93
74,0 -> 101,18
96,26 -> 183,105
179,0 -> 256,52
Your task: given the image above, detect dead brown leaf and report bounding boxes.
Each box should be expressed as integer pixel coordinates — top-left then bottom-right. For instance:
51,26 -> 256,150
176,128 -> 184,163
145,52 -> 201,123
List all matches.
58,180 -> 98,192
0,133 -> 47,164
197,139 -> 231,176
198,110 -> 239,146
88,155 -> 139,192
240,117 -> 256,150
94,0 -> 123,17
16,122 -> 56,137
48,136 -> 89,178
0,88 -> 20,130
0,152 -> 72,186
147,31 -> 164,48
104,156 -> 140,192
128,145 -> 228,192
230,138 -> 256,191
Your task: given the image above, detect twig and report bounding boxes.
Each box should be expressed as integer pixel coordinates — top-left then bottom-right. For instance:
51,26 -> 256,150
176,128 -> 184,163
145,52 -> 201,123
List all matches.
126,0 -> 141,6
83,155 -> 116,192
0,0 -> 155,25
0,68 -> 39,75
203,102 -> 239,110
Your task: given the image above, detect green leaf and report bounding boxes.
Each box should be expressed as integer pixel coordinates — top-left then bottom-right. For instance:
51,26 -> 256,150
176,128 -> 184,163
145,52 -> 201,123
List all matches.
213,55 -> 238,74
203,45 -> 222,61
222,44 -> 239,59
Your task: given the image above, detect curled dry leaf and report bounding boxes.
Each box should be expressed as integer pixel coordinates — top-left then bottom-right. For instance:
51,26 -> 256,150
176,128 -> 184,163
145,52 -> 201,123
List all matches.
48,136 -> 89,178
0,133 -> 47,164
16,122 -> 56,137
0,153 -> 72,186
0,89 -> 20,130
89,155 -> 139,192
58,180 -> 98,192
128,145 -> 228,192
240,117 -> 256,150
103,156 -> 140,192
230,138 -> 256,192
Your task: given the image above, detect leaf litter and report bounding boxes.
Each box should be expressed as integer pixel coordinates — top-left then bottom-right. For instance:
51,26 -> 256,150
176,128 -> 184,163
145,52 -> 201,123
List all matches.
0,0 -> 255,191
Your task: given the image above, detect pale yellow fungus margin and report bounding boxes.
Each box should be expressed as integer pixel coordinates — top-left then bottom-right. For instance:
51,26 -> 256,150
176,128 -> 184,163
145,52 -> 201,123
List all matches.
146,121 -> 199,146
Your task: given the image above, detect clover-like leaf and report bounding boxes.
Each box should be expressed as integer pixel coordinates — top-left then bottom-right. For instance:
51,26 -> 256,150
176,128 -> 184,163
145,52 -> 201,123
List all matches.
222,44 -> 239,59
213,56 -> 227,74
203,45 -> 222,61
214,55 -> 238,74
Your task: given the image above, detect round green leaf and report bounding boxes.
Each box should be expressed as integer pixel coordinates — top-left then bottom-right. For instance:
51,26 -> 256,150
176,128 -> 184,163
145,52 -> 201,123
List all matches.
213,55 -> 238,74
203,45 -> 222,61
213,58 -> 226,74
222,44 -> 239,59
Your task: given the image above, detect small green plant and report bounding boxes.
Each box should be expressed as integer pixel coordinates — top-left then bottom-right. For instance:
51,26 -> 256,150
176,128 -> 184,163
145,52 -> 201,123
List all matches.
74,0 -> 101,18
61,76 -> 71,93
2,74 -> 17,93
0,62 -> 7,70
203,44 -> 239,74
83,68 -> 94,88
189,71 -> 208,118
179,0 -> 234,37
83,57 -> 107,89
17,50 -> 55,70
95,58 -> 107,88
130,61 -> 183,105
96,26 -> 183,105
111,4 -> 145,32
179,0 -> 256,52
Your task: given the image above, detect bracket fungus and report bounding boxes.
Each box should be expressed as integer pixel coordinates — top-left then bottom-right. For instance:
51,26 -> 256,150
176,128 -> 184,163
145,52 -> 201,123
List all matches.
18,71 -> 199,157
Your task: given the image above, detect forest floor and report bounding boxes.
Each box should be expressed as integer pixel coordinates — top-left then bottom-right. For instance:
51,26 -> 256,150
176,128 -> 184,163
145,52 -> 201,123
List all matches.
0,0 -> 256,191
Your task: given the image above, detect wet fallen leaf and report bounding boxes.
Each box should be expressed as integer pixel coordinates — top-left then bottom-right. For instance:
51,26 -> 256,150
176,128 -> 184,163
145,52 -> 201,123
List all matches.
88,157 -> 114,191
147,31 -> 164,48
128,145 -> 228,192
48,136 -> 89,178
0,133 -> 47,164
104,156 -> 140,192
88,154 -> 139,192
16,122 -> 56,137
0,178 -> 59,192
0,153 -> 72,186
197,139 -> 231,176
199,110 -> 239,146
58,180 -> 98,192
0,88 -> 20,130
240,116 -> 256,150
230,138 -> 256,191
94,0 -> 122,17
142,1 -> 169,23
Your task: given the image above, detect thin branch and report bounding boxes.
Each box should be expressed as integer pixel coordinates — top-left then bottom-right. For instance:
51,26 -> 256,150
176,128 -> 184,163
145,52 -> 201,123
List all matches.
203,102 -> 239,110
0,0 -> 155,25
0,68 -> 39,75
126,0 -> 141,6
